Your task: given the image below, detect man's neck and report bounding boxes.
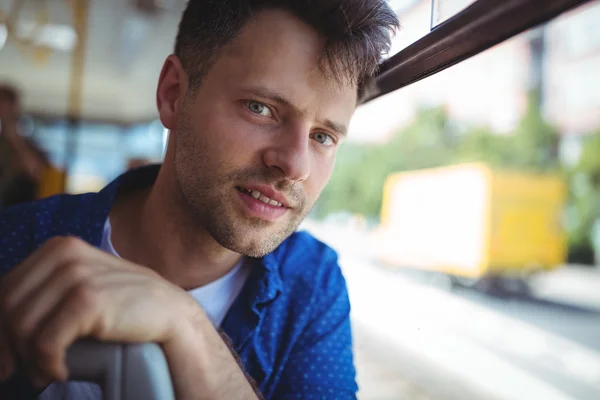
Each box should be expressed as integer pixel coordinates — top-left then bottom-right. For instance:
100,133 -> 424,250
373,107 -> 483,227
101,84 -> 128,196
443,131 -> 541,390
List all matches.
109,165 -> 243,290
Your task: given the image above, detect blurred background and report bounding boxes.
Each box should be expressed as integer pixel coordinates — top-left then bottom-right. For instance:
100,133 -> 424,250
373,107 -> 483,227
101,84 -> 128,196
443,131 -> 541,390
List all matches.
1,0 -> 599,399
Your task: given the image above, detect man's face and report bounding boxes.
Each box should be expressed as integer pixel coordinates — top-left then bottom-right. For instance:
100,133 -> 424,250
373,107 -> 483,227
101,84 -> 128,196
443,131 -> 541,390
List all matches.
168,9 -> 357,257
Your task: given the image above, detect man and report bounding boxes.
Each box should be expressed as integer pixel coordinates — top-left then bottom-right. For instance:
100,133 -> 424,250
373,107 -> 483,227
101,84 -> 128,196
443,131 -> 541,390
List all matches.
0,1 -> 398,399
0,85 -> 49,209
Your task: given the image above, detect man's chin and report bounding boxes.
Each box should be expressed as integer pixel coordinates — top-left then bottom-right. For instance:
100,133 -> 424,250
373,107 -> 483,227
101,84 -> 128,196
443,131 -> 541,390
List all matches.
216,220 -> 298,258
220,236 -> 282,258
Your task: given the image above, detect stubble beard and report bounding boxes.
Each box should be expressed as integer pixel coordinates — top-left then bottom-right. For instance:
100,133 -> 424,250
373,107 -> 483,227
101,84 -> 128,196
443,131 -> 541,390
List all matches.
173,114 -> 310,258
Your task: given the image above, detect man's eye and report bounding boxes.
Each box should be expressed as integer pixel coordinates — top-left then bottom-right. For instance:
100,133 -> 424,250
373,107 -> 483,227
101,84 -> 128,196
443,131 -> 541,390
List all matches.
247,101 -> 272,117
312,132 -> 335,146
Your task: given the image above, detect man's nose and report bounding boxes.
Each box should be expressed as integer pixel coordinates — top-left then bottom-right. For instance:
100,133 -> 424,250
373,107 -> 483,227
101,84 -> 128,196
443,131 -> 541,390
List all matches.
262,125 -> 310,183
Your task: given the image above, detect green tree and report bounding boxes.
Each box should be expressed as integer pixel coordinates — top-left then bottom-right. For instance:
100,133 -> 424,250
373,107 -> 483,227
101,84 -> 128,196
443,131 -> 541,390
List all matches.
454,125 -> 514,167
315,106 -> 455,219
455,91 -> 560,172
315,92 -> 599,262
566,133 -> 600,253
511,91 -> 560,172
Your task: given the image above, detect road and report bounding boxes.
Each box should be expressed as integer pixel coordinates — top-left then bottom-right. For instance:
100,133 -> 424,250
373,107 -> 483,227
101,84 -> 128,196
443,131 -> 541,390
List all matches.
301,221 -> 600,400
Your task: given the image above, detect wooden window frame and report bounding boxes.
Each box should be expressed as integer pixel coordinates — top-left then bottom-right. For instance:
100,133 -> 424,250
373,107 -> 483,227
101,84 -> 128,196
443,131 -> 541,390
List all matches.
363,0 -> 593,103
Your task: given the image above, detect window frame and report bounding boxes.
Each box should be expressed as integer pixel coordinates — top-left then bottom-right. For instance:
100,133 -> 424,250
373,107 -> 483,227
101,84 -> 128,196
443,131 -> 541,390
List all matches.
363,0 -> 593,103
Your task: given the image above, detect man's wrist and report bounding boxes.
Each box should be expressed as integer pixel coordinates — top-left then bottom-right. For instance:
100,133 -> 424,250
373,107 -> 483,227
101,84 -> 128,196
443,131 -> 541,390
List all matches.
162,303 -> 258,400
162,311 -> 229,399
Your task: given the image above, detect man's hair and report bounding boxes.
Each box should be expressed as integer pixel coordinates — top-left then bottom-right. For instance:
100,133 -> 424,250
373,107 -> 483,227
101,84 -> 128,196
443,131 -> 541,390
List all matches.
175,0 -> 399,99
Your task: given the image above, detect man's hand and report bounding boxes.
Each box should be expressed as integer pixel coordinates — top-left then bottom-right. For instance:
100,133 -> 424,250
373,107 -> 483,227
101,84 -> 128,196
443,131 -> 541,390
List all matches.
0,236 -> 203,388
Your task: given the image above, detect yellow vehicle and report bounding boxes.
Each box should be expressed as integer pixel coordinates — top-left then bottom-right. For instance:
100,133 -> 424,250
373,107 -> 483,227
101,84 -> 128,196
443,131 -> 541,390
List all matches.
379,163 -> 567,281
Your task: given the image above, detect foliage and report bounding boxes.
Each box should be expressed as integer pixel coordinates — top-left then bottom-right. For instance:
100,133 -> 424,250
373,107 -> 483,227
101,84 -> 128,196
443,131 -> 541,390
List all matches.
566,133 -> 600,250
316,91 -> 600,256
510,91 -> 561,173
317,92 -> 561,218
455,91 -> 560,172
315,107 -> 454,219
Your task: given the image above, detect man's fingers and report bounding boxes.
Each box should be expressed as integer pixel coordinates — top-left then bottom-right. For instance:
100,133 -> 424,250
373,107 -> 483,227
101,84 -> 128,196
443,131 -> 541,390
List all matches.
11,261 -> 108,336
30,283 -> 103,382
0,237 -> 85,311
14,272 -> 133,385
0,236 -> 159,384
8,262 -> 109,364
0,236 -> 144,315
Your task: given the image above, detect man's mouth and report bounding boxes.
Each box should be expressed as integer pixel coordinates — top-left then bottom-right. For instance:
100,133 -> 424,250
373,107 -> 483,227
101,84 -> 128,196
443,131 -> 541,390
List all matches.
236,187 -> 285,207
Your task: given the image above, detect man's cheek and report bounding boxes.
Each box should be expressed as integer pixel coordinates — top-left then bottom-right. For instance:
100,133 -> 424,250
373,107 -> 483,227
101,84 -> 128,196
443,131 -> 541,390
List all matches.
316,157 -> 336,187
305,175 -> 329,206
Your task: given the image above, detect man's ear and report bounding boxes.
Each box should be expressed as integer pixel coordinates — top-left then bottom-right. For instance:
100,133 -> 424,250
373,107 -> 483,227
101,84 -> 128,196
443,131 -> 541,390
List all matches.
156,54 -> 188,130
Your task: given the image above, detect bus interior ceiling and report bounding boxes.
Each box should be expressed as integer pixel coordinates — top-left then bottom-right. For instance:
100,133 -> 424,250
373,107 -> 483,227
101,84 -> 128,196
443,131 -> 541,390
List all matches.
0,0 -> 187,124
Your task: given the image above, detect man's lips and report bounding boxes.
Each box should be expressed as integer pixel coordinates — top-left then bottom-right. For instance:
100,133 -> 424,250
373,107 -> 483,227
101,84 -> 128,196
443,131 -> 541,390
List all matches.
235,187 -> 289,222
235,185 -> 290,208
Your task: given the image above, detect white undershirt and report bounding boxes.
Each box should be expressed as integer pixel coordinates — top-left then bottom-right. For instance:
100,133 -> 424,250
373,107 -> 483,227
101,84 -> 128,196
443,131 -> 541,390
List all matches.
100,219 -> 250,327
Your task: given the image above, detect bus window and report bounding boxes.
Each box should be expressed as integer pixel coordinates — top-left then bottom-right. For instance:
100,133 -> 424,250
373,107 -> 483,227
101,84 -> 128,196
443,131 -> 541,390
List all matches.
310,1 -> 600,399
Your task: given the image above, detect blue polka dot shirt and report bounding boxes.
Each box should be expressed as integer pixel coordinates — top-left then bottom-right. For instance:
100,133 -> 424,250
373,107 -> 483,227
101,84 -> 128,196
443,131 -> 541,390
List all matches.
0,165 -> 358,399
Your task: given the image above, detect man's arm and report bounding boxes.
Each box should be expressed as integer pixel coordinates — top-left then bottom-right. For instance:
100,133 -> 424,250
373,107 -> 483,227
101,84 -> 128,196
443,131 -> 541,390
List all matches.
0,237 -> 260,400
160,307 -> 260,400
219,330 -> 264,400
0,296 -> 260,400
271,263 -> 358,399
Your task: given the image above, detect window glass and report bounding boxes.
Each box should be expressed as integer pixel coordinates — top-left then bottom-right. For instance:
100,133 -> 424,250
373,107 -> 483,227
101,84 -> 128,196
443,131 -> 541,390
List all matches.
310,2 -> 600,399
386,0 -> 434,58
28,118 -> 165,193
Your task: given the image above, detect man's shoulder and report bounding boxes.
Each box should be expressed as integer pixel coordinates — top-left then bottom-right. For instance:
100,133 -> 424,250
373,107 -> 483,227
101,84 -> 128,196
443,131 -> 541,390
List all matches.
0,193 -> 102,272
272,229 -> 345,290
1,192 -> 97,227
276,229 -> 337,262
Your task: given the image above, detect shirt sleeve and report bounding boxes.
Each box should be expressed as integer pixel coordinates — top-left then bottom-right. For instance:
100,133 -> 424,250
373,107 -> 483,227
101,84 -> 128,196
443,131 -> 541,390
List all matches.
0,204 -> 35,273
272,258 -> 358,399
0,207 -> 44,399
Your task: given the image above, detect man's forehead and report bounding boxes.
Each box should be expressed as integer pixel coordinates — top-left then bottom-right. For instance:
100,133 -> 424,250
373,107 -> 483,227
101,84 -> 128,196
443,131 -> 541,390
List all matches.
213,10 -> 357,122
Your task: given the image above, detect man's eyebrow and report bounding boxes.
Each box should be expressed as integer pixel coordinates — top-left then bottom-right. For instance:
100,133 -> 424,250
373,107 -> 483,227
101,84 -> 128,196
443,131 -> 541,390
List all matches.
322,119 -> 347,137
243,87 -> 295,110
243,86 -> 348,137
